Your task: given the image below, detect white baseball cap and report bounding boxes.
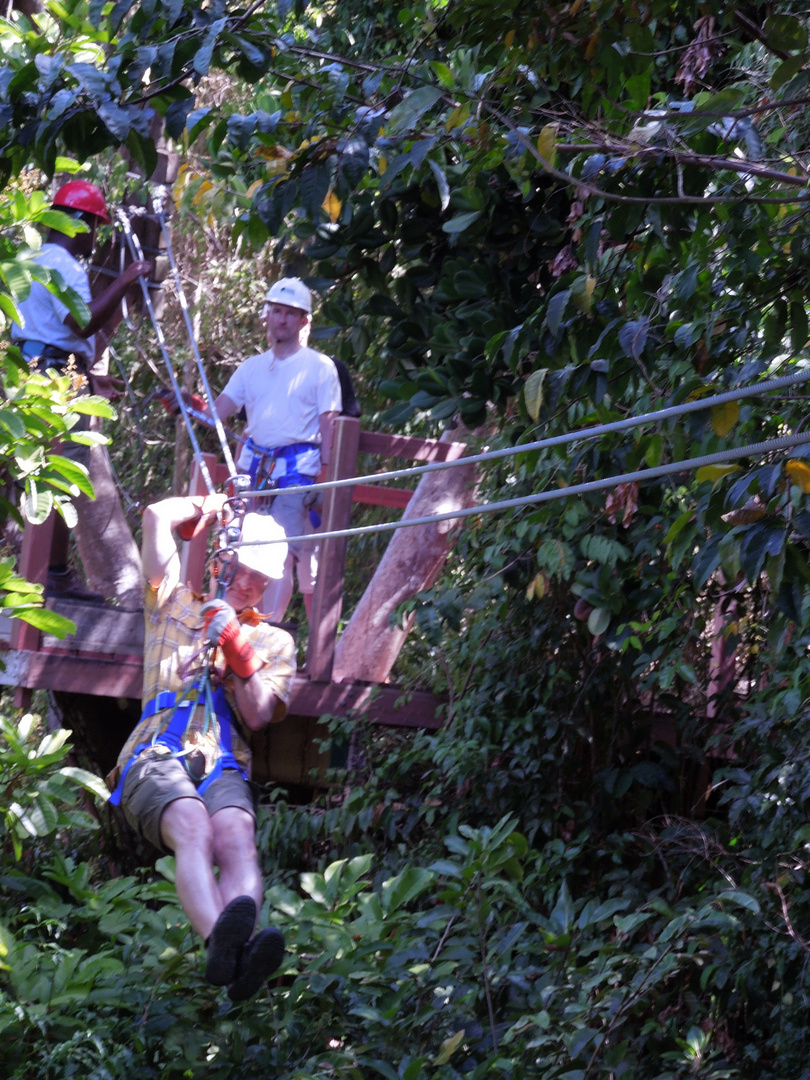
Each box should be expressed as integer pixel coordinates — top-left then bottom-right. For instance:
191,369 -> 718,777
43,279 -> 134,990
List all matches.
236,513 -> 287,580
264,277 -> 312,314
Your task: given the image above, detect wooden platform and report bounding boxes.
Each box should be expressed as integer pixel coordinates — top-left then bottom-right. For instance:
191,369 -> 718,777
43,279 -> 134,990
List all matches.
2,420 -> 464,784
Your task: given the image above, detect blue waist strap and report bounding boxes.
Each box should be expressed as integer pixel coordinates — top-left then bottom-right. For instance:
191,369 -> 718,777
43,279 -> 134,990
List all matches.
244,438 -> 319,489
109,684 -> 246,806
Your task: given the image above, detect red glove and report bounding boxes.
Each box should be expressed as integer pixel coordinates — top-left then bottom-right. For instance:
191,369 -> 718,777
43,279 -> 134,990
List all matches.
200,599 -> 262,679
161,391 -> 205,416
177,498 -> 224,541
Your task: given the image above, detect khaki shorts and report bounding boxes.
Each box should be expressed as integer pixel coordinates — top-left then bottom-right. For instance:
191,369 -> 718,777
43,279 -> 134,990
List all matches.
119,750 -> 257,854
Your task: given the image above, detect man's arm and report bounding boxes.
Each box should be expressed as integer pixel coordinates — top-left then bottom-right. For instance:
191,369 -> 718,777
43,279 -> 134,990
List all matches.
142,495 -> 227,588
65,260 -> 152,339
207,392 -> 239,422
230,674 -> 285,731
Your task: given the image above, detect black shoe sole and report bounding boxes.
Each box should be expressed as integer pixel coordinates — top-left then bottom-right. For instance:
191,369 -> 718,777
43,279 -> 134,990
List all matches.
205,895 -> 257,987
227,927 -> 284,1002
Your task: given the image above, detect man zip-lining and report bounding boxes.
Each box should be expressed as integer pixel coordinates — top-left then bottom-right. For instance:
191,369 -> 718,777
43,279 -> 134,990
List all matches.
107,492 -> 296,1001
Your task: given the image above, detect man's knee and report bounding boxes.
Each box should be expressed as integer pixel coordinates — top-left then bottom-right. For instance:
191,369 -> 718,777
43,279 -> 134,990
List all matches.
210,806 -> 257,863
160,796 -> 214,853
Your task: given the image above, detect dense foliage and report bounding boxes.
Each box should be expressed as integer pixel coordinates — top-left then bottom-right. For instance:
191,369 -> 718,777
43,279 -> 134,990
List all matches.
3,0 -> 810,1076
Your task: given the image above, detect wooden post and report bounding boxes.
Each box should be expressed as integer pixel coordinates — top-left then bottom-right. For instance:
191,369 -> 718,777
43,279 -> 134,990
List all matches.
11,513 -> 56,707
306,417 -> 360,682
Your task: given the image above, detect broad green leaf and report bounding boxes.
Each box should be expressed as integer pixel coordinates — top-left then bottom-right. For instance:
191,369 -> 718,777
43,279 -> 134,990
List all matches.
427,159 -> 450,210
711,401 -> 739,437
587,606 -> 611,636
546,290 -> 570,336
59,766 -> 111,800
716,889 -> 760,914
523,369 -> 547,421
434,1029 -> 465,1066
13,607 -> 76,637
387,86 -> 443,133
536,123 -> 557,168
696,464 -> 739,483
441,210 -> 482,234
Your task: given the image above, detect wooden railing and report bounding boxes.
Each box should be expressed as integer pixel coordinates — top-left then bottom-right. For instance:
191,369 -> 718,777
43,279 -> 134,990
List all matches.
182,417 -> 468,683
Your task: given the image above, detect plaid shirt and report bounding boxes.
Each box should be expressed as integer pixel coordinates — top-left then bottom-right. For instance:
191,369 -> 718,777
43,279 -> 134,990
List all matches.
113,575 -> 296,783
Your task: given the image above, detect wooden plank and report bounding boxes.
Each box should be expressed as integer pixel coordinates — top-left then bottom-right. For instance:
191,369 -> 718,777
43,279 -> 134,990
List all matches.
306,417 -> 360,681
358,431 -> 468,462
2,650 -> 143,698
288,678 -> 444,729
41,600 -> 144,655
0,648 -> 443,730
352,483 -> 411,509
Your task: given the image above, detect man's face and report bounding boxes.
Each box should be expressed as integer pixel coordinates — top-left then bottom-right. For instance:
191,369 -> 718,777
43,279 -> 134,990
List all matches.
219,563 -> 269,611
73,213 -> 98,258
265,303 -> 308,346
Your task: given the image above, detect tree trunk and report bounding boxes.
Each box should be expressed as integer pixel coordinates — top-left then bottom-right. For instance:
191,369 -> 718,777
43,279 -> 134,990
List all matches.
74,429 -> 142,609
333,432 -> 478,684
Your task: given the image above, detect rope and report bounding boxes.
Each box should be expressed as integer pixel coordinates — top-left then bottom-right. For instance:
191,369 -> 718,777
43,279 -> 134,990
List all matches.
234,429 -> 810,549
116,208 -> 217,495
149,188 -> 240,479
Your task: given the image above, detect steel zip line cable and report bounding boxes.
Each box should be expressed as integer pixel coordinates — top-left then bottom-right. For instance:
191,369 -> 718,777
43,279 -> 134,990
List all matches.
150,189 -> 240,480
234,429 -> 810,550
233,362 -> 810,501
116,209 -> 217,495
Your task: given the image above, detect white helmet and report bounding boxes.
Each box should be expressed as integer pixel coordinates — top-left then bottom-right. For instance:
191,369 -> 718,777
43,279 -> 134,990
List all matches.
236,513 -> 287,580
264,277 -> 312,314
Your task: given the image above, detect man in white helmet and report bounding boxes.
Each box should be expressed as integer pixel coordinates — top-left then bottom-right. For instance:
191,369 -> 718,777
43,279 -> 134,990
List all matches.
107,493 -> 296,1001
209,277 -> 342,620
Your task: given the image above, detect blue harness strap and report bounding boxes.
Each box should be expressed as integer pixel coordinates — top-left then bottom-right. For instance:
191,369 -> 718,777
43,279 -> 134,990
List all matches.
109,684 -> 247,806
244,437 -> 319,489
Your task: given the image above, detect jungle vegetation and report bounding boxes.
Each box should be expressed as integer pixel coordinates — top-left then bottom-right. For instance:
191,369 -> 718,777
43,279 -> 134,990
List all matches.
2,1 -> 810,1076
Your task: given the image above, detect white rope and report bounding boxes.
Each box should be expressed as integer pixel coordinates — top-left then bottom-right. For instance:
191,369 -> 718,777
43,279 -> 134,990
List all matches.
149,190 -> 240,479
235,429 -> 810,549
116,209 -> 217,494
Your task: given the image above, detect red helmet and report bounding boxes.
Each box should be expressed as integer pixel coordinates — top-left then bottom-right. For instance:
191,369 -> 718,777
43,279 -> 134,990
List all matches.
52,180 -> 110,224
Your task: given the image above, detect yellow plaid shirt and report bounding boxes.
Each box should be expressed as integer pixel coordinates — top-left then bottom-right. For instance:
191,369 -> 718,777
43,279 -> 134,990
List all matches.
113,574 -> 296,783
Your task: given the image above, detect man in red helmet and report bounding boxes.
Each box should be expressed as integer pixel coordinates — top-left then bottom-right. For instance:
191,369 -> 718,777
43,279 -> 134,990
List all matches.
10,179 -> 151,600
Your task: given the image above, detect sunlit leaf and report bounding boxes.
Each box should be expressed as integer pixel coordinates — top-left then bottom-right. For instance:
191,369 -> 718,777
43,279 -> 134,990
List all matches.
711,401 -> 739,437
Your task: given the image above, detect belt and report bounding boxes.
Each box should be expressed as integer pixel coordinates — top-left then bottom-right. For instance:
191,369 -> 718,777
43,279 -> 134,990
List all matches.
15,340 -> 87,372
244,438 -> 319,491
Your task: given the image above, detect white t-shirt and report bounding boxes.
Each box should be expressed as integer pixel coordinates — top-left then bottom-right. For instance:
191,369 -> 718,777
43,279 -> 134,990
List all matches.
223,345 -> 342,478
11,243 -> 95,364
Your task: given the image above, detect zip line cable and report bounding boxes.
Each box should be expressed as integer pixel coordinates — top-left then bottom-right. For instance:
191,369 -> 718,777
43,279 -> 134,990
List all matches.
226,363 -> 810,501
149,189 -> 240,479
116,209 -> 217,495
118,203 -> 810,561
234,429 -> 810,550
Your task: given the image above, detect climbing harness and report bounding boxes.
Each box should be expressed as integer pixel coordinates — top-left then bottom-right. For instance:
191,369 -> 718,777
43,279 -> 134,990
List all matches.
241,437 -> 320,500
108,672 -> 248,805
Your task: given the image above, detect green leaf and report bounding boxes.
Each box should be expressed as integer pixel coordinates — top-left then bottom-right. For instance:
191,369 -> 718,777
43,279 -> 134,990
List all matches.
441,210 -> 482,234
716,889 -> 760,914
546,290 -> 570,336
13,607 -> 76,637
59,766 -> 111,800
763,14 -> 807,52
587,606 -> 611,636
387,86 -> 443,133
427,158 -> 450,211
381,867 -> 435,915
523,369 -> 547,421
